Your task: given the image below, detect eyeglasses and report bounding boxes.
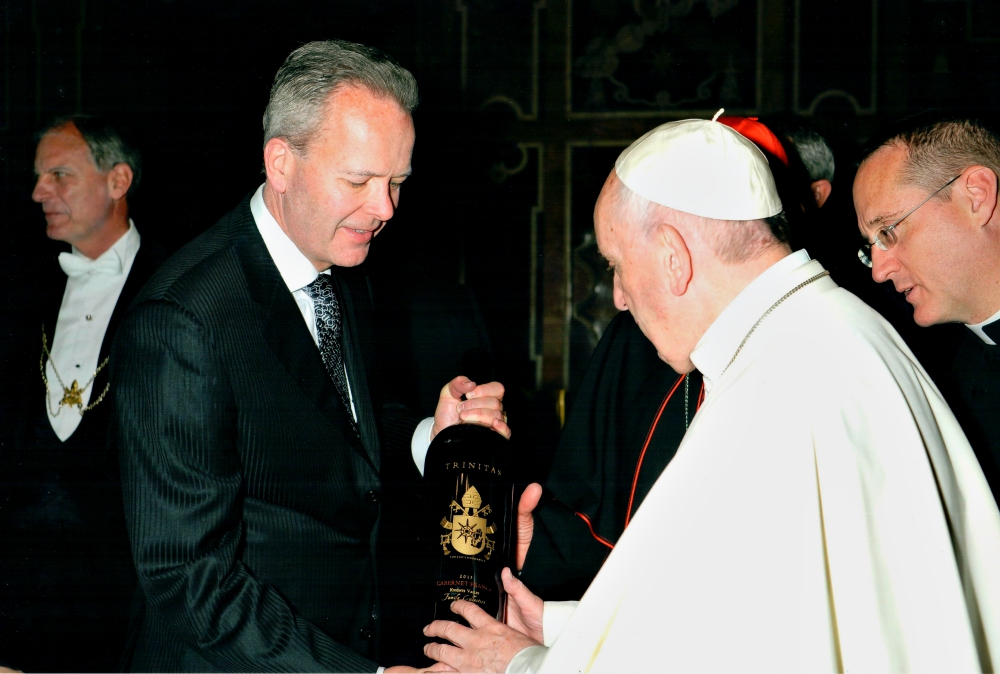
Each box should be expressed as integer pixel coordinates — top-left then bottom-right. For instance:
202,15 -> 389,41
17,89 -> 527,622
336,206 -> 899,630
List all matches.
858,174 -> 960,267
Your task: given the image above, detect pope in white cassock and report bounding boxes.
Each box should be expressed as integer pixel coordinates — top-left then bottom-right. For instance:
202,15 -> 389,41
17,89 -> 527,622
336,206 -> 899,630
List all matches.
420,114 -> 1000,673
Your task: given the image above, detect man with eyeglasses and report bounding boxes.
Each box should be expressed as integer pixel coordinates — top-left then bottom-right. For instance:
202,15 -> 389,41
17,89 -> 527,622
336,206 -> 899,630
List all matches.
854,116 -> 1000,502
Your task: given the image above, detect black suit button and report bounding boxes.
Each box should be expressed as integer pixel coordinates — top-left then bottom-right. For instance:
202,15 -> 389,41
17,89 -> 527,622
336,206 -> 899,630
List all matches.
359,627 -> 373,640
366,490 -> 380,503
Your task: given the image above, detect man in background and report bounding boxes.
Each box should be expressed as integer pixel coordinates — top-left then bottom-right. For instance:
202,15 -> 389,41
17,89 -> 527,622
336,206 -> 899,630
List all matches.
854,115 -> 1000,503
0,115 -> 163,672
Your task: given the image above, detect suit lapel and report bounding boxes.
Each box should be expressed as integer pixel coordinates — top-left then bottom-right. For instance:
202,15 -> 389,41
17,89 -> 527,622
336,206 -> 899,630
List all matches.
333,269 -> 381,469
94,238 -> 167,396
231,197 -> 377,472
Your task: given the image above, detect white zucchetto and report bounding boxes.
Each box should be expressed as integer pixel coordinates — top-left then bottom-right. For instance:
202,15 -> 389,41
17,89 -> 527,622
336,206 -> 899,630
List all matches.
614,112 -> 783,221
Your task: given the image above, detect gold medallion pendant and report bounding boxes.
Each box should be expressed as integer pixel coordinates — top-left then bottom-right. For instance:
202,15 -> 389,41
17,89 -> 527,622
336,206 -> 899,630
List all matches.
440,486 -> 498,560
40,326 -> 109,417
60,380 -> 85,408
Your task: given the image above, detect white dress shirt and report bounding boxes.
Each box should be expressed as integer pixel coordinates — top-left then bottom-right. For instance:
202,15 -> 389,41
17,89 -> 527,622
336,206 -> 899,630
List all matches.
508,250 -> 1000,673
46,221 -> 140,441
966,307 -> 1000,345
249,185 -> 433,465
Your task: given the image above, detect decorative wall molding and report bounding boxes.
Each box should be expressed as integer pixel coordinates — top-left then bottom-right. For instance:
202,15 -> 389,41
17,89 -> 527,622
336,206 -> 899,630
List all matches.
563,140 -> 630,386
793,0 -> 878,115
457,0 -> 546,121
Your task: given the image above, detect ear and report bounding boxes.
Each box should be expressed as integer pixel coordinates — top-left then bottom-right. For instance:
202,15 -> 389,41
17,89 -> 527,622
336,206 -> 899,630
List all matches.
656,223 -> 693,297
963,166 -> 998,227
263,137 -> 294,194
811,179 -> 832,209
107,163 -> 134,200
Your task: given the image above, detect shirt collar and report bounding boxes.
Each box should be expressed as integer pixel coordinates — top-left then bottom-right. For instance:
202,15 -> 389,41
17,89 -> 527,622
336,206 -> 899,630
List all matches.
68,219 -> 140,273
250,184 -> 322,292
966,307 -> 1000,346
690,249 -> 823,392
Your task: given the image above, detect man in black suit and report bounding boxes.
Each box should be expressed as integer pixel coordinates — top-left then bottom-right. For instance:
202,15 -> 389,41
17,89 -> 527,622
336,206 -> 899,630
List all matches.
0,115 -> 164,672
111,40 -> 509,672
853,115 -> 1000,502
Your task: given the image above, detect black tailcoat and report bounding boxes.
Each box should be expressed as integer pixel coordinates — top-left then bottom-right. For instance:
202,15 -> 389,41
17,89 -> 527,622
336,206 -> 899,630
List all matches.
111,195 -> 413,672
519,312 -> 698,600
0,234 -> 164,672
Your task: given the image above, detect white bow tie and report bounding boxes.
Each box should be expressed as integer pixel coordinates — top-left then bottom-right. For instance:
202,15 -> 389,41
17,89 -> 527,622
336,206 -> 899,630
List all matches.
58,251 -> 124,278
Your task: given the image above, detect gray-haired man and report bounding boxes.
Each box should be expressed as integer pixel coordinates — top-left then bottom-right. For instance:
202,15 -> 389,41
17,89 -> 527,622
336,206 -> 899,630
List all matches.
111,40 -> 508,672
0,114 -> 164,673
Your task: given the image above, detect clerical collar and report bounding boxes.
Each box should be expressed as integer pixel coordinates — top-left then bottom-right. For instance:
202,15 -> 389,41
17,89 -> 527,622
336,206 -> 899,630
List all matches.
965,307 -> 1000,346
690,249 -> 824,393
250,184 -> 329,291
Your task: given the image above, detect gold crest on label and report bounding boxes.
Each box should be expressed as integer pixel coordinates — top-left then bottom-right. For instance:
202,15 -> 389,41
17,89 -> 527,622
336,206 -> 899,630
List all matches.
440,486 -> 497,559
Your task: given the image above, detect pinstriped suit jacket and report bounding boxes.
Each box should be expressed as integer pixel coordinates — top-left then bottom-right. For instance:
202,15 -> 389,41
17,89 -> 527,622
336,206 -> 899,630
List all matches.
111,195 -> 402,672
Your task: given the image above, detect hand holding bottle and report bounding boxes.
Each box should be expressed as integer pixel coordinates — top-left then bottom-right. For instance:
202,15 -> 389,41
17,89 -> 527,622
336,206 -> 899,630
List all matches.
431,376 -> 510,441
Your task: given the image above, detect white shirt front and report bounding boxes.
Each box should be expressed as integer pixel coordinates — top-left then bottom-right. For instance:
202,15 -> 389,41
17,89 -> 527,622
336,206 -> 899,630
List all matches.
249,185 -> 434,463
510,251 -> 1000,673
46,221 -> 140,441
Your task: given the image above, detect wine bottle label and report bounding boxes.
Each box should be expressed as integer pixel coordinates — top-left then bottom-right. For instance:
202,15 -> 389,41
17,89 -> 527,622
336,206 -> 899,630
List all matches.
437,575 -> 491,607
439,486 -> 498,560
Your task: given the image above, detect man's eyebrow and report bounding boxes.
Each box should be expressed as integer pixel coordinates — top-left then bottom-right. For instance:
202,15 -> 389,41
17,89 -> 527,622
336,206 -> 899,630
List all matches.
35,164 -> 72,176
345,168 -> 413,178
865,210 -> 903,229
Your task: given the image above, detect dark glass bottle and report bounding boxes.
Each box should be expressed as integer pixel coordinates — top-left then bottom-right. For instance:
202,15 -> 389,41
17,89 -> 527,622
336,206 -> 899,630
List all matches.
424,423 -> 513,623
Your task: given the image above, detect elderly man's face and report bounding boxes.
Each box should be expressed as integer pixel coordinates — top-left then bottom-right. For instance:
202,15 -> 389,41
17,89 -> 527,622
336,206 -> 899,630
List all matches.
854,145 -> 980,326
32,124 -> 116,249
595,176 -> 683,368
281,86 -> 415,269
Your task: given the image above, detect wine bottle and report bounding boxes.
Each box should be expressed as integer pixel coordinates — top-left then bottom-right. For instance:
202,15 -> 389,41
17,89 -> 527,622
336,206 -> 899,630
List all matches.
424,423 -> 513,623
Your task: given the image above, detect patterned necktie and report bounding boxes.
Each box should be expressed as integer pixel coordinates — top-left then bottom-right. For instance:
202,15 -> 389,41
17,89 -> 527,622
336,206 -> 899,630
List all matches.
303,274 -> 359,436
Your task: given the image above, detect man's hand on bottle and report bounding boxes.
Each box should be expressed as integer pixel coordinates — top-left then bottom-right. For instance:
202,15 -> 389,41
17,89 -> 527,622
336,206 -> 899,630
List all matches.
432,376 -> 510,440
516,483 -> 542,571
422,572 -> 543,674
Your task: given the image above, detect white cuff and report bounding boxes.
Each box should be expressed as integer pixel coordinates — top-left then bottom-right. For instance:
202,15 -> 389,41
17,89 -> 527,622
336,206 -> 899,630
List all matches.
375,667 -> 385,674
542,600 -> 578,647
411,417 -> 436,477
505,645 -> 549,674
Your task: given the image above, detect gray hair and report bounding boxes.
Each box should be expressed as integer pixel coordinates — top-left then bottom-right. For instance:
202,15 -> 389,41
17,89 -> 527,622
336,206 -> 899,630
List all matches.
785,128 -> 835,183
40,114 -> 142,197
263,39 -> 419,153
865,118 -> 1000,199
613,180 -> 785,264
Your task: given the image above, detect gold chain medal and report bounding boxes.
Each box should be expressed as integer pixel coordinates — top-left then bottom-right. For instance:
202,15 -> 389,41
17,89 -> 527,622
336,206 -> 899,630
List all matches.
424,423 -> 514,625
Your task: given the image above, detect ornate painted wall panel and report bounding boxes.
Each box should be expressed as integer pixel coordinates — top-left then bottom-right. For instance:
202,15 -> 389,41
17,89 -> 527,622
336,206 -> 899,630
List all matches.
567,0 -> 762,117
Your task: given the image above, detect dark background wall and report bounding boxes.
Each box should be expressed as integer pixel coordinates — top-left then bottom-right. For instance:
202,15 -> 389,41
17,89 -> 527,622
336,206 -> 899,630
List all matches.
2,0 -> 999,411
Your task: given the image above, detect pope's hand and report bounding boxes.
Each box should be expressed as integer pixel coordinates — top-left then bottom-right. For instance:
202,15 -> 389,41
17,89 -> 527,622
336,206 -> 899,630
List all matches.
431,376 -> 510,441
384,664 -> 455,673
501,568 -> 544,643
423,600 -> 539,673
516,484 -> 543,571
